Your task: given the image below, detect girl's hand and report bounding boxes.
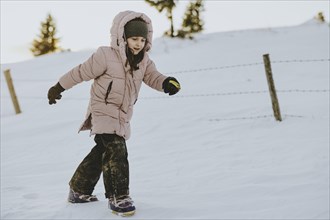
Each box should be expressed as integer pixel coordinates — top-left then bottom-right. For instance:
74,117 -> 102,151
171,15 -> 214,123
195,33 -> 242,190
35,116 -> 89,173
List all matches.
48,82 -> 65,105
163,77 -> 181,96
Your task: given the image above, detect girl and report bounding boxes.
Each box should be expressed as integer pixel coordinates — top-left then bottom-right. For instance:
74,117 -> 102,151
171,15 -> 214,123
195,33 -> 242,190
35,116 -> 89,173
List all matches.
47,11 -> 180,217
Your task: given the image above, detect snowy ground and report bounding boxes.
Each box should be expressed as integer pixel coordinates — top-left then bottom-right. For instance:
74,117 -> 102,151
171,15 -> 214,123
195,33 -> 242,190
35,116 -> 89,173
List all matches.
1,19 -> 329,219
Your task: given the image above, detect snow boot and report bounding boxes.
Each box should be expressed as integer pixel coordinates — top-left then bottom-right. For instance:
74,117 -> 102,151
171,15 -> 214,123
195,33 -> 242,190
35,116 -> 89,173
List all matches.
109,195 -> 136,217
67,188 -> 98,203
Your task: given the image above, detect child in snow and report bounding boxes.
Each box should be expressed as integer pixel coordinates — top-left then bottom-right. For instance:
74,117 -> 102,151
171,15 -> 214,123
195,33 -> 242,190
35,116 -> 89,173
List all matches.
47,11 -> 180,216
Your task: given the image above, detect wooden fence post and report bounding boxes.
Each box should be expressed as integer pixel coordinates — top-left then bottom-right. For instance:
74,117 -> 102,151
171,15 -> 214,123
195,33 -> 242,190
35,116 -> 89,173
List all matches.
3,69 -> 22,114
263,54 -> 282,121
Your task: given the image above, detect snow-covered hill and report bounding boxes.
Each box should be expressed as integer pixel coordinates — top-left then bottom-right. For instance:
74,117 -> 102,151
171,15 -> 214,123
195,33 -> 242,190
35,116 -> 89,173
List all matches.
1,19 -> 329,219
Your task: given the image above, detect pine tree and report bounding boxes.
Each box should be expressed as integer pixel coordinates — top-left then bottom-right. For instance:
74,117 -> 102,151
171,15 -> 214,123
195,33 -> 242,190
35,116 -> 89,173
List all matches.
31,13 -> 61,56
145,0 -> 177,37
177,0 -> 204,39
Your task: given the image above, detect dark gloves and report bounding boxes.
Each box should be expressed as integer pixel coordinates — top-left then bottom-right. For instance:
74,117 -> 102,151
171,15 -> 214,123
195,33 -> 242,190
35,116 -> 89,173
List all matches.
162,77 -> 181,96
48,82 -> 65,105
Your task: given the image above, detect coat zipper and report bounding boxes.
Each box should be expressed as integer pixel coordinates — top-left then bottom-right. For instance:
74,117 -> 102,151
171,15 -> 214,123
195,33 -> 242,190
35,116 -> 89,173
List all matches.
105,81 -> 113,105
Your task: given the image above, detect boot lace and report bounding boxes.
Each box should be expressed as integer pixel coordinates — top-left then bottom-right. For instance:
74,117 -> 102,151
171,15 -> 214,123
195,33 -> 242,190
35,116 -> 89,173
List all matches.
113,195 -> 133,207
79,194 -> 97,202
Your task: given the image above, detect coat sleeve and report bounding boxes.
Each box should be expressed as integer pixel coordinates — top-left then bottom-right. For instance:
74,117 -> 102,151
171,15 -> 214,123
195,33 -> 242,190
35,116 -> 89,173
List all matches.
59,47 -> 107,90
143,58 -> 168,92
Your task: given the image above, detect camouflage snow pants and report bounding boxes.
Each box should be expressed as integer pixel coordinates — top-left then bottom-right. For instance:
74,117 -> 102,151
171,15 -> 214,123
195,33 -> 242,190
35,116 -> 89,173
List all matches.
69,134 -> 129,198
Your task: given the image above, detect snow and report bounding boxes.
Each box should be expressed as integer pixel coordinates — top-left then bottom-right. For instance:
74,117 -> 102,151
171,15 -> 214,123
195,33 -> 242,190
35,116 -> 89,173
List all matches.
1,19 -> 329,219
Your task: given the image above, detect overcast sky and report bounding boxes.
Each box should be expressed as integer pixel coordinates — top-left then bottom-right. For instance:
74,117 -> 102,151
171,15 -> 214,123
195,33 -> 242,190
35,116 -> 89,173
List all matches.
1,0 -> 329,64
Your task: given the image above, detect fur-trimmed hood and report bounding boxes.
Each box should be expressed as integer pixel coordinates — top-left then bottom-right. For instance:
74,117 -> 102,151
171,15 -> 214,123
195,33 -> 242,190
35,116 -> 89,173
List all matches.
110,11 -> 153,59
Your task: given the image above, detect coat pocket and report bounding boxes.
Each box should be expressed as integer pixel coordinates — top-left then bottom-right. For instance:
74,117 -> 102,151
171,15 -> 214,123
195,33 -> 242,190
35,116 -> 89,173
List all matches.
105,81 -> 113,105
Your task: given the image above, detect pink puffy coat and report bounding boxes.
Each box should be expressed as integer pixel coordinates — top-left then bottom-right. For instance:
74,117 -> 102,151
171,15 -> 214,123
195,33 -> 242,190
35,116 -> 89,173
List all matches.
58,11 -> 167,139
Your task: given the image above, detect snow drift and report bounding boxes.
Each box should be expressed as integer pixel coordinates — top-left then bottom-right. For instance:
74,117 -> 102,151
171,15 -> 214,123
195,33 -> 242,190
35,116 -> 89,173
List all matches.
1,19 -> 329,219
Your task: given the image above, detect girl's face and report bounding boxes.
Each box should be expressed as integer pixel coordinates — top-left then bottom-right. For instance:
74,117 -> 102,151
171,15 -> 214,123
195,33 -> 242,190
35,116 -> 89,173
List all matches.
126,37 -> 146,55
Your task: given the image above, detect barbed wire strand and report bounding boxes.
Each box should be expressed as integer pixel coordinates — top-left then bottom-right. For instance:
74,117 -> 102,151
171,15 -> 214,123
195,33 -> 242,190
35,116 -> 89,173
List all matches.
1,89 -> 328,101
165,58 -> 330,75
5,58 -> 329,82
140,89 -> 329,100
209,114 -> 309,122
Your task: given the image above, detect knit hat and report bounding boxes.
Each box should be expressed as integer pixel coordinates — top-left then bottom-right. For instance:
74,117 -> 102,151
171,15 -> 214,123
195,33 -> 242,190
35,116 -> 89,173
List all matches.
124,19 -> 148,39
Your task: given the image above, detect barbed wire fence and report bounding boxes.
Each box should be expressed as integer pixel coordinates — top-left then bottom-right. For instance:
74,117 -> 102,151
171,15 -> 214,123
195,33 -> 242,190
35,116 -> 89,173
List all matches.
2,58 -> 330,121
161,57 -> 329,122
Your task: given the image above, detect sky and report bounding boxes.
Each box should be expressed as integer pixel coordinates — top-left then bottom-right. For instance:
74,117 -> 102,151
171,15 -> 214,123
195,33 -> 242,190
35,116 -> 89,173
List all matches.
1,0 -> 329,64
